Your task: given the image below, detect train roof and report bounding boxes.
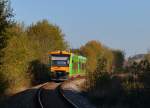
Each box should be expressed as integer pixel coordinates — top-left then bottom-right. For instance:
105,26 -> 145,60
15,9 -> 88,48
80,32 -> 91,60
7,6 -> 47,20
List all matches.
72,55 -> 87,63
48,50 -> 87,63
48,50 -> 71,55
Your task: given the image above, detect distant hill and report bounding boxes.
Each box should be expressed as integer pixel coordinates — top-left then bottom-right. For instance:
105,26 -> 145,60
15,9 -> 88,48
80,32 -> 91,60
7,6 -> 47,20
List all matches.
128,54 -> 146,63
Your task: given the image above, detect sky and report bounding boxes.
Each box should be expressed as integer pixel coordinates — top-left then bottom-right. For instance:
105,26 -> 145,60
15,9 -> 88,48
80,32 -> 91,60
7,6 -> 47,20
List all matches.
11,0 -> 150,57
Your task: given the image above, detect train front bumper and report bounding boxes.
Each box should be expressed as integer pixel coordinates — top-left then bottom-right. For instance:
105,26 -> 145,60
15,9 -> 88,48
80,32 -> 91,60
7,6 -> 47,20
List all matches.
50,71 -> 69,81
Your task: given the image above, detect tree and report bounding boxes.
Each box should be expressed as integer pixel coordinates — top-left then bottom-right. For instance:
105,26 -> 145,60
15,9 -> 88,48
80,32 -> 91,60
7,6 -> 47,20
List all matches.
112,50 -> 125,72
103,47 -> 114,72
27,20 -> 68,50
0,0 -> 13,50
0,0 -> 13,95
0,24 -> 32,94
80,40 -> 103,72
80,40 -> 114,72
71,48 -> 80,55
27,20 -> 68,63
145,53 -> 150,62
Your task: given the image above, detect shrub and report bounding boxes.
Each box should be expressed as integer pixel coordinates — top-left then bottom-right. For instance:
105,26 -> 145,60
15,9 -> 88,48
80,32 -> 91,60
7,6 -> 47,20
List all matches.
1,35 -> 33,93
86,59 -> 150,107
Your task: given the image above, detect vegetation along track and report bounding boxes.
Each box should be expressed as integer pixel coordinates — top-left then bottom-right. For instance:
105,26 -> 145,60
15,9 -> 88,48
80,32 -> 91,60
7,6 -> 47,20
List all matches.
36,81 -> 78,108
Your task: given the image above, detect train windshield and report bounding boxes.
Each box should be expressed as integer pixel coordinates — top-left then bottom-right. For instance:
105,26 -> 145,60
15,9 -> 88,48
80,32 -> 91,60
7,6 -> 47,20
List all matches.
51,55 -> 70,67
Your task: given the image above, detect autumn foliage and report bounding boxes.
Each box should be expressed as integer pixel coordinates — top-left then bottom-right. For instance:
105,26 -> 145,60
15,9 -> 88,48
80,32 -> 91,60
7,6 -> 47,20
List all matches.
0,20 -> 68,95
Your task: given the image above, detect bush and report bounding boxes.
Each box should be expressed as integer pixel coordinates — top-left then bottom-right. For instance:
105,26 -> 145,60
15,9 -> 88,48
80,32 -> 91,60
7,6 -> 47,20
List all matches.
86,58 -> 150,107
86,57 -> 123,105
0,72 -> 8,95
1,35 -> 33,93
27,60 -> 50,85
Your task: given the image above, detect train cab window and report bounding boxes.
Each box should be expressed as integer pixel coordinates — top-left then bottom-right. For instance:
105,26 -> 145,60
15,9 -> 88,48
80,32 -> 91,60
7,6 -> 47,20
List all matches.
52,60 -> 69,66
51,54 -> 70,67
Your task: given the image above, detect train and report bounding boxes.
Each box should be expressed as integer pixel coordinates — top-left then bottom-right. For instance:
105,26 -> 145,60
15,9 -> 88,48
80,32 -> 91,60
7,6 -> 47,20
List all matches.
48,50 -> 87,80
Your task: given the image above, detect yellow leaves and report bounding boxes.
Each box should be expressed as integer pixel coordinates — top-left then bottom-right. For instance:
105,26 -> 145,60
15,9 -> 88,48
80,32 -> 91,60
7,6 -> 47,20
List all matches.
80,40 -> 114,72
1,20 -> 68,94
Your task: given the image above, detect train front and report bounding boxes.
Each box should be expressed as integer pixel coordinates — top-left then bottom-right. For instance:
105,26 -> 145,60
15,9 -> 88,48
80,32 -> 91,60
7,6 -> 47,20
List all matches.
49,51 -> 71,81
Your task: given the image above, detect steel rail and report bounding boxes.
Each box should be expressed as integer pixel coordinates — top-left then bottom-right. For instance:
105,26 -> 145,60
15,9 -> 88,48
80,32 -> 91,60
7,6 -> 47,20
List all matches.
37,81 -> 80,108
58,84 -> 79,108
37,83 -> 48,108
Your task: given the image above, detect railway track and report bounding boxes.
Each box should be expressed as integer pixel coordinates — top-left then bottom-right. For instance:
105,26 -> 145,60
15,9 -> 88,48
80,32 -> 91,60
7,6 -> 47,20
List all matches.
36,82 -> 78,108
37,83 -> 47,108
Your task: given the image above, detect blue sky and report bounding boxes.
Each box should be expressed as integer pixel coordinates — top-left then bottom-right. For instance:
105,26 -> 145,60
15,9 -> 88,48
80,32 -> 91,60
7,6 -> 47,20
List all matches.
11,0 -> 150,57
